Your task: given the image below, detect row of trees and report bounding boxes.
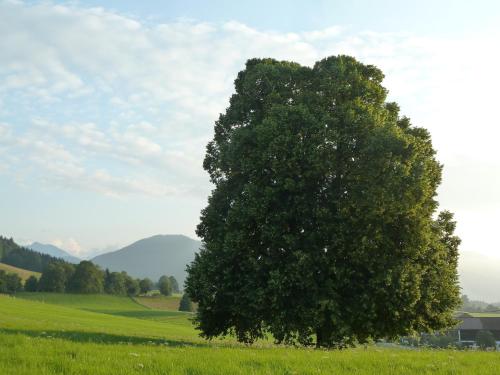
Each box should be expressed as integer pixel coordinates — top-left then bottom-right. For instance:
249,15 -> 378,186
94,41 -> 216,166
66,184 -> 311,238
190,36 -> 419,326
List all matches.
1,266 -> 194,312
0,270 -> 23,294
158,275 -> 180,296
460,295 -> 500,313
24,260 -> 179,297
0,236 -> 61,272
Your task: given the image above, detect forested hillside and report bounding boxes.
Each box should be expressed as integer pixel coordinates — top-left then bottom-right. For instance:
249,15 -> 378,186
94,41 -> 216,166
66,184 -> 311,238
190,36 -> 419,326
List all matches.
92,235 -> 200,286
28,242 -> 80,263
0,236 -> 63,272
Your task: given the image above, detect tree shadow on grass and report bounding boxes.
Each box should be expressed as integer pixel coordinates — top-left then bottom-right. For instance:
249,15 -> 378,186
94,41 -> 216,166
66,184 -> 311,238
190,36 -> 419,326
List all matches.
0,328 -> 210,348
81,309 -> 189,320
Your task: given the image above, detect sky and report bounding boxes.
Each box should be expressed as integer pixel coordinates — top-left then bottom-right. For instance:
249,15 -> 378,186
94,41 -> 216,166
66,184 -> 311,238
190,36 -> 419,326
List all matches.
1,0 -> 500,268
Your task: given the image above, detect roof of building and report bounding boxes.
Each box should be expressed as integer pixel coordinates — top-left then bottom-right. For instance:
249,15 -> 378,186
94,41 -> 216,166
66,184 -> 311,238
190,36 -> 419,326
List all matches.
457,314 -> 500,330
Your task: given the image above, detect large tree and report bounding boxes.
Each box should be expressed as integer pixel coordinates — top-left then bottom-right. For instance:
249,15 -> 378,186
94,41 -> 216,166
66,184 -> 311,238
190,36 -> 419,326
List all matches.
68,261 -> 103,294
179,293 -> 194,312
104,270 -> 127,295
39,262 -> 74,292
185,56 -> 460,348
24,275 -> 39,292
139,278 -> 154,294
158,275 -> 172,296
168,276 -> 180,294
0,270 -> 23,294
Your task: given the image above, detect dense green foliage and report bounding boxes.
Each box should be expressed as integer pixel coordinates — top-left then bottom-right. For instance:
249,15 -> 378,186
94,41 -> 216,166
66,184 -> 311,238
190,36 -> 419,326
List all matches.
39,262 -> 74,292
158,275 -> 173,296
69,261 -> 104,294
24,275 -> 39,292
2,295 -> 500,374
139,278 -> 154,294
33,260 -> 151,296
179,293 -> 194,312
187,55 -> 460,348
0,236 -> 62,272
475,330 -> 496,349
168,275 -> 180,293
104,269 -> 127,295
0,270 -> 22,294
103,269 -> 142,296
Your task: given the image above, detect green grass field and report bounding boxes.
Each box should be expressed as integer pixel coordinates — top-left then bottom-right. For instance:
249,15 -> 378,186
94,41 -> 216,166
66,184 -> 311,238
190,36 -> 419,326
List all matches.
19,292 -> 189,323
2,294 -> 500,374
0,262 -> 41,280
134,294 -> 182,311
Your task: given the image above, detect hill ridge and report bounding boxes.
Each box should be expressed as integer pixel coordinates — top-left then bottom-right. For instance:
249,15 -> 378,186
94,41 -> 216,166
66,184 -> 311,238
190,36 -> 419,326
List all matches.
91,234 -> 200,286
29,242 -> 80,264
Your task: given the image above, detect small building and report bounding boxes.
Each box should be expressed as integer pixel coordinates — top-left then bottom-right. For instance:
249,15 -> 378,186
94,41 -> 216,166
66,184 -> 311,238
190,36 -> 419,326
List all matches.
456,313 -> 500,348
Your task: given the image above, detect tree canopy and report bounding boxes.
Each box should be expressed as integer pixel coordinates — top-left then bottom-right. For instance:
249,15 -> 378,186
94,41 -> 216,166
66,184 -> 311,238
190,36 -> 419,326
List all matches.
24,275 -> 39,292
158,275 -> 173,296
0,236 -> 62,273
68,261 -> 104,294
168,276 -> 180,294
179,293 -> 194,312
0,270 -> 23,294
39,262 -> 74,292
185,55 -> 460,348
139,278 -> 154,294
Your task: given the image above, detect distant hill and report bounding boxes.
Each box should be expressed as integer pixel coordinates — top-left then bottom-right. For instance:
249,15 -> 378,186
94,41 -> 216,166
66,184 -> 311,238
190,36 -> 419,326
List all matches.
91,235 -> 200,287
0,236 -> 64,272
0,262 -> 41,281
28,242 -> 80,264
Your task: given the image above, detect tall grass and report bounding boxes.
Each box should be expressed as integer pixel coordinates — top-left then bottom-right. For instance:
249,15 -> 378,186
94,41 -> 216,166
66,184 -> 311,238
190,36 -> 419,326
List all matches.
2,294 -> 500,374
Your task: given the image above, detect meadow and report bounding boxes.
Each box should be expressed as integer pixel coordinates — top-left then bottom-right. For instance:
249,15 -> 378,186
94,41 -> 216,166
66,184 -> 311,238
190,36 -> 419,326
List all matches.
1,293 -> 500,374
0,262 -> 40,280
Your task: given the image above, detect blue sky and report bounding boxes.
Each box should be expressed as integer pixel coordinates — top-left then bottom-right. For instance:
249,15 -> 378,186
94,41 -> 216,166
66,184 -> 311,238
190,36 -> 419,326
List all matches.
1,0 -> 500,268
44,0 -> 500,36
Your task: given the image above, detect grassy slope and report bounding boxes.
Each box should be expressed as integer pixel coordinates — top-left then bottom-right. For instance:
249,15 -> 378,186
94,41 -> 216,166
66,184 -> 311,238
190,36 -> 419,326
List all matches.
463,312 -> 500,318
134,294 -> 182,311
2,295 -> 500,374
18,293 -> 188,323
0,262 -> 41,281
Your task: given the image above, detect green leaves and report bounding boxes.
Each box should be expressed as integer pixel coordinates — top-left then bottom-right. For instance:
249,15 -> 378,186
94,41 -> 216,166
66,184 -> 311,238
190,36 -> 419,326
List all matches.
186,55 -> 460,348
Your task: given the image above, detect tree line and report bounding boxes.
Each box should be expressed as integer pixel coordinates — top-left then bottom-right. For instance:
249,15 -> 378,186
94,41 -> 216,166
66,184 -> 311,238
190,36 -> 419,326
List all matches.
23,260 -> 180,297
0,236 -> 62,273
0,270 -> 23,294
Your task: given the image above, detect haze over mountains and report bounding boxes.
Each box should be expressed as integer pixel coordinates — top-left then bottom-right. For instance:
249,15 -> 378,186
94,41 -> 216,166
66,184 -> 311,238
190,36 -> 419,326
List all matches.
28,242 -> 81,264
23,235 -> 500,302
91,235 -> 200,287
458,252 -> 500,302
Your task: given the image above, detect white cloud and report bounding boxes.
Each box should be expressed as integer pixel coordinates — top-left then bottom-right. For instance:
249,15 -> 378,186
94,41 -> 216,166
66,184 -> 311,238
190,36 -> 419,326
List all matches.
0,1 -> 499,259
303,26 -> 343,41
50,237 -> 82,256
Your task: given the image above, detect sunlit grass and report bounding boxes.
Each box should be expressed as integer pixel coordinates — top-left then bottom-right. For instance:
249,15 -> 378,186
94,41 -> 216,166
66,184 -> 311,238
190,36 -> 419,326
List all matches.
2,294 -> 500,374
134,294 -> 182,311
0,262 -> 40,280
18,292 -> 190,323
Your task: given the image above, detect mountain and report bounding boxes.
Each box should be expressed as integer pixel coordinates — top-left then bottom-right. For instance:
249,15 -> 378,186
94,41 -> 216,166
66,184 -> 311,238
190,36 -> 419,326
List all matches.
28,242 -> 80,264
91,234 -> 201,287
0,236 -> 63,272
